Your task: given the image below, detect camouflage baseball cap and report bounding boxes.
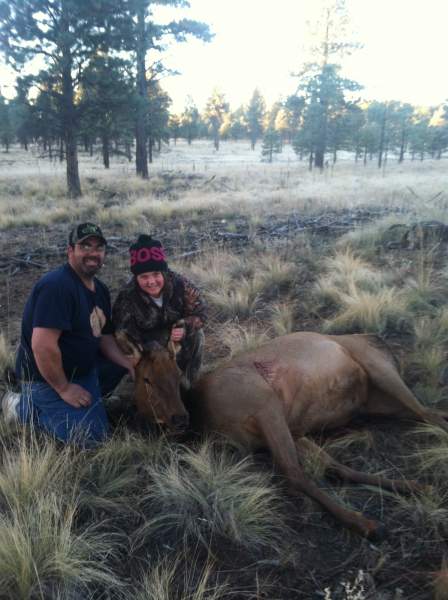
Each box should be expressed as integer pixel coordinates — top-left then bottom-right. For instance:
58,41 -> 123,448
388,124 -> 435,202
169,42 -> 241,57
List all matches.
69,222 -> 107,246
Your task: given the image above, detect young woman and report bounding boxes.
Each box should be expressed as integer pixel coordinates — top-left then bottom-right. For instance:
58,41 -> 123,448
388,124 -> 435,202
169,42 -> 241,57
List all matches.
112,234 -> 207,387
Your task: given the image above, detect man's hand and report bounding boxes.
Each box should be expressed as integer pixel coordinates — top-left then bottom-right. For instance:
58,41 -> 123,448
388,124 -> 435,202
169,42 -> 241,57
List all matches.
171,327 -> 185,343
58,383 -> 92,408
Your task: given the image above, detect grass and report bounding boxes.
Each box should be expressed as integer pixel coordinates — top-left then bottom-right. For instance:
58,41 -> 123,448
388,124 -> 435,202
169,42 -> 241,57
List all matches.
217,321 -> 270,359
322,285 -> 410,334
0,433 -> 73,513
268,300 -> 297,336
207,277 -> 261,320
134,439 -> 291,555
0,492 -> 123,600
2,143 -> 448,598
0,332 -> 14,376
135,555 -> 228,600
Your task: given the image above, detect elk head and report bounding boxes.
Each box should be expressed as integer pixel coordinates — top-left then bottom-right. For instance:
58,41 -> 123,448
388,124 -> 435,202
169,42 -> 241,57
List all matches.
134,340 -> 189,433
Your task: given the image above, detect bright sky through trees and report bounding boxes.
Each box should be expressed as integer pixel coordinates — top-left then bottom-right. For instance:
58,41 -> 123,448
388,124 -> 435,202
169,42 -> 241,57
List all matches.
159,0 -> 448,111
0,0 -> 446,111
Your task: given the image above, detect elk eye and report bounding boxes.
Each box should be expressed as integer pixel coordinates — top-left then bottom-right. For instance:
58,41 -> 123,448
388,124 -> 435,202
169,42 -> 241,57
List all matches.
144,377 -> 151,385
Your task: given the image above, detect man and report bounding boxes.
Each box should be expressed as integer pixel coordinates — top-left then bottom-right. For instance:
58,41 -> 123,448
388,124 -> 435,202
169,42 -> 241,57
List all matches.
4,222 -> 134,445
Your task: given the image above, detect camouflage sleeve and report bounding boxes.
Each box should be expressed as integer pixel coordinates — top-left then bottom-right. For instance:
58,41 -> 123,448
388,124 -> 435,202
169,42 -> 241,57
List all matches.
112,291 -> 146,348
179,275 -> 207,329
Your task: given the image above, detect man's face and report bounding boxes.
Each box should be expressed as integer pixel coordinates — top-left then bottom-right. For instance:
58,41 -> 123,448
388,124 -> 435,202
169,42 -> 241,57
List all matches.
68,236 -> 106,279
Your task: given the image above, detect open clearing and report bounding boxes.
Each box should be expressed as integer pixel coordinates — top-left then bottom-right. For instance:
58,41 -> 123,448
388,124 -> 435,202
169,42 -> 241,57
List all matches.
1,141 -> 448,599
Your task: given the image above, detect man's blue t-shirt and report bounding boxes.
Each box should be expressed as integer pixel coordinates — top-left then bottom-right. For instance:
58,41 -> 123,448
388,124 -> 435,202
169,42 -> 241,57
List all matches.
16,264 -> 113,382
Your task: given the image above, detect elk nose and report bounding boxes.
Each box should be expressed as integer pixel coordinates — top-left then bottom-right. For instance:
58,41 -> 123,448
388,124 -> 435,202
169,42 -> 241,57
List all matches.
172,414 -> 189,430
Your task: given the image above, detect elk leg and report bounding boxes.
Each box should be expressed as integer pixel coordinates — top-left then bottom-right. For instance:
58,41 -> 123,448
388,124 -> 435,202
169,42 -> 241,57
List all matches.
335,335 -> 448,432
365,386 -> 448,432
255,407 -> 381,538
295,437 -> 420,494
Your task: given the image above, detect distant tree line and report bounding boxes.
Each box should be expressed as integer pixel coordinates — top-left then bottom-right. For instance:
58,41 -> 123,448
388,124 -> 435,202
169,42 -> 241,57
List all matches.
1,0 -> 447,197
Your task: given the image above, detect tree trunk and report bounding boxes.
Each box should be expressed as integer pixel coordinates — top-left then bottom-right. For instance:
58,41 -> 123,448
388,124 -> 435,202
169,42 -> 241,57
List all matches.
125,142 -> 132,161
398,129 -> 406,163
61,10 -> 81,198
314,100 -> 328,170
148,137 -> 153,163
135,5 -> 148,178
102,134 -> 110,168
59,138 -> 64,162
377,105 -> 387,169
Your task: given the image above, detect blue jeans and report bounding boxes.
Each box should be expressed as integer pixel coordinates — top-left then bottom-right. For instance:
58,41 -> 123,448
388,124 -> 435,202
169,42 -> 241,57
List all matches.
18,370 -> 109,447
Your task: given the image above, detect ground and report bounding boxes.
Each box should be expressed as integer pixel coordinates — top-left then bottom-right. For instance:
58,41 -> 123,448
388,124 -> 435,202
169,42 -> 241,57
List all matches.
1,141 -> 448,599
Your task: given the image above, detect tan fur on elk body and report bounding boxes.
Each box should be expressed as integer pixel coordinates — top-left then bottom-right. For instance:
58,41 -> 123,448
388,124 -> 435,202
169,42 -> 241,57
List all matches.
130,331 -> 448,538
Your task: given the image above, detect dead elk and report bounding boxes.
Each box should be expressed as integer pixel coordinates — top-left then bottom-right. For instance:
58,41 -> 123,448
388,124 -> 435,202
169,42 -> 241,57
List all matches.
130,331 -> 448,538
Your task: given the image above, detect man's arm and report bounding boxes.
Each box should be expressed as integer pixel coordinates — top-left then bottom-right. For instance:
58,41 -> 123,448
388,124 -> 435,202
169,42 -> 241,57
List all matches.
100,334 -> 136,376
31,327 -> 92,407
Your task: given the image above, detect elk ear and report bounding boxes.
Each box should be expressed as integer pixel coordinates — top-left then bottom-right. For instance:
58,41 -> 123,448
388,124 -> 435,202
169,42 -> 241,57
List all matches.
115,330 -> 143,364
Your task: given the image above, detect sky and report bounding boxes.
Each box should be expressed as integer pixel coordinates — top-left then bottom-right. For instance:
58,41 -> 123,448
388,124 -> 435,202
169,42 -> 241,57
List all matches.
1,0 -> 447,112
158,0 -> 448,112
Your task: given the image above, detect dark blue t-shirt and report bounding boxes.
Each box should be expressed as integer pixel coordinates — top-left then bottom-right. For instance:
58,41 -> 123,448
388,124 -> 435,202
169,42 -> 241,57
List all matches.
16,264 -> 113,382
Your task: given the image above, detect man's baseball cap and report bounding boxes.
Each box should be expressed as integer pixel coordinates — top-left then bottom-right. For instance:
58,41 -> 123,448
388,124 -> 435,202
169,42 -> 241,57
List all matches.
69,222 -> 107,246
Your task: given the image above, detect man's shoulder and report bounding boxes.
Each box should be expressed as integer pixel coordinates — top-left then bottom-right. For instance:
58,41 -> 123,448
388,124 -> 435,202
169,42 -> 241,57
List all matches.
34,264 -> 76,291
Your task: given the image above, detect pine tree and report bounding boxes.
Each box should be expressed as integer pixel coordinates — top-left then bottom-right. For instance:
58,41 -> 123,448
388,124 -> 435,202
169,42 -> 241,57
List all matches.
180,97 -> 201,144
0,0 -> 126,197
261,128 -> 282,163
0,93 -> 13,151
204,89 -> 229,150
245,89 -> 265,150
79,55 -> 135,169
294,0 -> 361,169
120,0 -> 211,177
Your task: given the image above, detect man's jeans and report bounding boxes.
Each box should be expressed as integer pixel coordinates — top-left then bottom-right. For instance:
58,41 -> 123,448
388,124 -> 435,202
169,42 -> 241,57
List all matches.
18,357 -> 127,447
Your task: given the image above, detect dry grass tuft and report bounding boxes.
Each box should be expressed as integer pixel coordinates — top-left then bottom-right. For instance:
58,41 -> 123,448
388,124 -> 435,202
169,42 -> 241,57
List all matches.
0,432 -> 73,513
0,492 -> 123,599
407,424 -> 448,479
322,285 -> 409,334
0,332 -> 14,375
134,439 -> 290,555
218,322 -> 270,359
434,561 -> 448,600
76,432 -> 166,518
312,250 -> 410,333
268,301 -> 297,336
207,278 -> 261,320
135,555 -> 228,600
253,255 -> 297,296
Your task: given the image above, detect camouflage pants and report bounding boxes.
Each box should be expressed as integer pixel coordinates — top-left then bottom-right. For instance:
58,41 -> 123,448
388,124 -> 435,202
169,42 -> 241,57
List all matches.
176,328 -> 204,387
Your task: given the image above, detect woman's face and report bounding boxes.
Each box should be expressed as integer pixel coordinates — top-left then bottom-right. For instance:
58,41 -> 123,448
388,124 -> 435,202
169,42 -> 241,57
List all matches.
136,271 -> 165,298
